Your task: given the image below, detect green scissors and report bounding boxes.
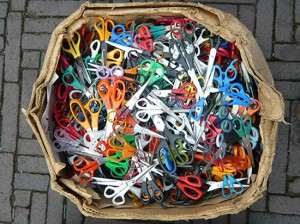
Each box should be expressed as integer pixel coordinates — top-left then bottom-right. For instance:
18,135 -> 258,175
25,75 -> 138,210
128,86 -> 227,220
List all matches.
104,152 -> 129,178
232,115 -> 255,167
139,59 -> 173,86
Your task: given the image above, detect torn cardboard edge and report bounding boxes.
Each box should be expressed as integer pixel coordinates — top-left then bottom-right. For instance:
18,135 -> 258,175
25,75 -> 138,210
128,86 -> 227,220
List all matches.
22,1 -> 284,220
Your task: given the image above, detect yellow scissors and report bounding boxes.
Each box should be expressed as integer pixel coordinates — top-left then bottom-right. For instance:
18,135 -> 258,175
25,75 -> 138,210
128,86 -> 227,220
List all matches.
69,98 -> 103,132
61,31 -> 91,84
94,17 -> 115,41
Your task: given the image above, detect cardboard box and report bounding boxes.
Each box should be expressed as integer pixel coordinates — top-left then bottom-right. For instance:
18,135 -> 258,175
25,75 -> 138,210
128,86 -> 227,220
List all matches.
23,2 -> 285,220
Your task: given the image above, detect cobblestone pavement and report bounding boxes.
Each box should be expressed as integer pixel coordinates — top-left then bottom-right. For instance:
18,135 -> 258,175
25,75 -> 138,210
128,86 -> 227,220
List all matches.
0,0 -> 299,223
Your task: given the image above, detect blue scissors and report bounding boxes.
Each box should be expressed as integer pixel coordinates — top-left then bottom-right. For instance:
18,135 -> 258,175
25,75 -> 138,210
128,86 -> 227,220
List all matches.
222,83 -> 253,107
213,59 -> 238,87
110,24 -> 133,46
232,115 -> 255,167
222,175 -> 246,198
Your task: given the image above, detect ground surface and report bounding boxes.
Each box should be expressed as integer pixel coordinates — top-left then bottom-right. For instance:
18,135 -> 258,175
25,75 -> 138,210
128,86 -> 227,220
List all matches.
0,0 -> 299,223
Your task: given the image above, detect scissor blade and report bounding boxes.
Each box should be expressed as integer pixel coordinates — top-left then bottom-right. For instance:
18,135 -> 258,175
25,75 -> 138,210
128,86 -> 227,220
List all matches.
134,124 -> 165,139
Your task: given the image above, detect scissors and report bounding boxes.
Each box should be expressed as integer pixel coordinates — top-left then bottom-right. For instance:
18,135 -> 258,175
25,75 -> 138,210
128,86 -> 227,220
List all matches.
207,176 -> 249,198
61,31 -> 91,84
113,113 -> 165,139
54,82 -> 73,103
110,24 -> 133,46
211,105 -> 233,134
166,174 -> 203,200
213,59 -> 238,87
169,29 -> 203,101
222,83 -> 253,107
139,60 -> 173,86
96,65 -> 124,80
104,136 -> 136,162
72,156 -> 99,183
134,25 -> 154,52
69,98 -> 102,133
95,163 -> 157,205
151,82 -> 197,109
136,23 -> 172,39
232,115 -> 255,167
97,79 -> 126,137
94,16 -> 115,41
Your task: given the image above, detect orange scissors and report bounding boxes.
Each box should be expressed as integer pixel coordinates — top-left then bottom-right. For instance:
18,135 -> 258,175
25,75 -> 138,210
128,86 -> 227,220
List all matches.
105,136 -> 136,162
69,98 -> 102,132
97,79 -> 126,137
94,17 -> 115,41
73,156 -> 99,183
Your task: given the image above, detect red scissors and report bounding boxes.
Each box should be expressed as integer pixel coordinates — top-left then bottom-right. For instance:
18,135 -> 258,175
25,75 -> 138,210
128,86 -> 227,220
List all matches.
167,174 -> 204,200
54,82 -> 73,103
73,157 -> 99,183
151,82 -> 197,109
134,25 -> 154,52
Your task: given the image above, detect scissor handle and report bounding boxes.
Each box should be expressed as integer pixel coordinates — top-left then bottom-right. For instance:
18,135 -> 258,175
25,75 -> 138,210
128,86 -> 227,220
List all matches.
73,158 -> 99,183
62,70 -> 84,92
108,136 -> 136,151
177,181 -> 203,201
106,157 -> 129,178
70,99 -> 91,132
189,98 -> 204,121
84,98 -> 102,130
90,39 -> 100,59
230,83 -> 252,104
224,59 -> 238,84
110,24 -> 133,47
110,66 -> 124,77
247,98 -> 260,116
179,175 -> 202,187
222,175 -> 244,198
107,49 -> 124,63
61,31 -> 81,59
232,115 -> 252,138
110,80 -> 126,109
250,126 -> 259,146
156,140 -> 177,174
96,66 -> 111,79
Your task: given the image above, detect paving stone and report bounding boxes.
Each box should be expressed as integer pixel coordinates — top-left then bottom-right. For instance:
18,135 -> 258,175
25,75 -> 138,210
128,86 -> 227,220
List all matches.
288,177 -> 300,194
18,139 -> 43,156
113,0 -> 130,2
13,207 -> 29,224
296,0 -> 300,23
229,210 -> 247,224
274,44 -> 300,61
210,215 -> 229,224
187,0 -> 256,3
0,55 -> 3,104
269,62 -> 300,80
295,25 -> 300,42
19,70 -> 38,138
22,33 -> 51,50
275,0 -> 293,42
173,221 -> 192,224
0,83 -> 19,153
14,173 -> 49,192
275,81 -> 300,100
206,4 -> 238,18
268,123 -> 289,194
46,189 -> 63,224
0,153 -> 13,222
249,191 -> 267,211
238,5 -> 255,34
0,36 -> 3,51
14,190 -> 31,207
0,19 -> 4,34
288,101 -> 300,176
17,156 -> 49,174
11,0 -> 26,11
30,192 -> 47,224
4,12 -> 22,82
66,199 -> 83,224
0,2 -> 7,18
249,212 -> 300,224
269,195 -> 300,215
22,51 -> 40,68
24,18 -> 64,33
255,0 -> 275,59
84,218 -> 131,224
193,219 -> 209,224
28,1 -> 84,17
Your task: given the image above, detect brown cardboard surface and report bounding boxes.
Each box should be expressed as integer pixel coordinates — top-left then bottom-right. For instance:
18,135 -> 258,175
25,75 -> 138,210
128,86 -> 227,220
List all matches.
23,2 -> 284,220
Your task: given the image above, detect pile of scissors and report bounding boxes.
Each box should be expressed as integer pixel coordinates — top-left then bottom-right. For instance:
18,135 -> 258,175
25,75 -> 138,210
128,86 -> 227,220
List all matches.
51,16 -> 261,207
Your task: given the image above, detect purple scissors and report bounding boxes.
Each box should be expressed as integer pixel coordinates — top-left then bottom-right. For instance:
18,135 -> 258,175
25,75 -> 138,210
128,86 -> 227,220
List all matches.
96,65 -> 124,80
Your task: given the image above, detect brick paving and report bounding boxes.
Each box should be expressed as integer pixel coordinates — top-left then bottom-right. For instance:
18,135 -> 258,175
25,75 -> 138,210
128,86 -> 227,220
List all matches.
0,0 -> 299,223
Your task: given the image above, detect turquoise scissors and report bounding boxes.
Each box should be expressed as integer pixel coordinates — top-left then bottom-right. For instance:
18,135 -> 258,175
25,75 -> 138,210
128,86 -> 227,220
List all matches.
232,115 -> 255,167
